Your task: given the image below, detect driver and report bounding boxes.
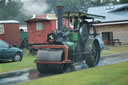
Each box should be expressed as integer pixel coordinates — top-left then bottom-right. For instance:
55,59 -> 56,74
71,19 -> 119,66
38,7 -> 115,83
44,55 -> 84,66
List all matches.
80,16 -> 89,28
74,16 -> 79,29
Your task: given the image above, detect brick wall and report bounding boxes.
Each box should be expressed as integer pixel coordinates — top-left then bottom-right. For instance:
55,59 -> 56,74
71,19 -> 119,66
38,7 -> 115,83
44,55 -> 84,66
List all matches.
96,23 -> 128,44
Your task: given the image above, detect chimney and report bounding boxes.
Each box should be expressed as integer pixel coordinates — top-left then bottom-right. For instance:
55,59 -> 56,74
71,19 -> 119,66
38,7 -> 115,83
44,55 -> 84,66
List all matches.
56,6 -> 64,31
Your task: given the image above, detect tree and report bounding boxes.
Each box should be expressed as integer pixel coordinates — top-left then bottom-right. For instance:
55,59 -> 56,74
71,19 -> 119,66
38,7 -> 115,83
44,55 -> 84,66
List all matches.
0,0 -> 6,19
0,0 -> 27,24
46,0 -> 81,12
91,0 -> 119,6
120,0 -> 128,4
60,0 -> 81,12
46,0 -> 93,13
0,0 -> 23,20
91,0 -> 102,6
46,0 -> 59,13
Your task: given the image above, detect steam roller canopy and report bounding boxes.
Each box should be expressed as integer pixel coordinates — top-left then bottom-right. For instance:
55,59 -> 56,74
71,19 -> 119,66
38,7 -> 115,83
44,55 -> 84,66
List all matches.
35,49 -> 67,73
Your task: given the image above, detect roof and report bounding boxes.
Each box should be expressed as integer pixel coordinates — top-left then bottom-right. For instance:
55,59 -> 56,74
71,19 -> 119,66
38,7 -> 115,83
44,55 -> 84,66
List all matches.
25,14 -> 57,22
26,12 -> 105,22
88,4 -> 128,23
94,20 -> 128,26
63,12 -> 105,19
0,20 -> 19,24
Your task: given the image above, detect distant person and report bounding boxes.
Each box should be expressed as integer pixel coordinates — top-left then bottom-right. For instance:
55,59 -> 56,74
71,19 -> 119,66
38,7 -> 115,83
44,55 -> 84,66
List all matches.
20,29 -> 24,32
80,16 -> 89,28
74,17 -> 79,29
69,17 -> 73,28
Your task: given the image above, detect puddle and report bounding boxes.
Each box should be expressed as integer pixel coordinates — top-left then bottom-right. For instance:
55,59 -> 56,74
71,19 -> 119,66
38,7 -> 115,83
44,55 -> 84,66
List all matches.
0,72 -> 29,85
0,69 -> 32,85
0,68 -> 59,85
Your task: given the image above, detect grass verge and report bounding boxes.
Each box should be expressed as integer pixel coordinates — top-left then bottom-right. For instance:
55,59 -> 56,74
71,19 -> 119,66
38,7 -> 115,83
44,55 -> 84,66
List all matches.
101,45 -> 128,56
0,49 -> 36,73
18,61 -> 128,85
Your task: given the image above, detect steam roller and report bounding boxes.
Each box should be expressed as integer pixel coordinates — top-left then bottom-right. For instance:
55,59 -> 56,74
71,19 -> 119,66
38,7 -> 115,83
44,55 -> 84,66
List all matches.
34,6 -> 101,73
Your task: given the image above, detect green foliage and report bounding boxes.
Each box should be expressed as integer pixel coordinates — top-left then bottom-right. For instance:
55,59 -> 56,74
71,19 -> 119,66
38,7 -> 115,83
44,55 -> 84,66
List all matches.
101,45 -> 128,56
0,0 -> 22,20
120,0 -> 128,4
0,0 -> 29,24
59,0 -> 81,12
0,0 -> 6,19
46,0 -> 81,13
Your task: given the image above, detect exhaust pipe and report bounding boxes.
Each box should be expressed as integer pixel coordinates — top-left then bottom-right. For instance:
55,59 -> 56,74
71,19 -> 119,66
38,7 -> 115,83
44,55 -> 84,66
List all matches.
56,6 -> 64,31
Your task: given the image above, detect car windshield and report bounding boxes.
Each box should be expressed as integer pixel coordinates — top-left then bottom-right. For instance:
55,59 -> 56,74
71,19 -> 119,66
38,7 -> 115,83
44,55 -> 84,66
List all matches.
0,40 -> 9,48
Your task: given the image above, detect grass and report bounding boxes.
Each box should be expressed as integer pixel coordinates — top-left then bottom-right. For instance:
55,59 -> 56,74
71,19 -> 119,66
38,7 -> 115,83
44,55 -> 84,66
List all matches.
18,61 -> 128,85
101,45 -> 128,56
0,49 -> 36,73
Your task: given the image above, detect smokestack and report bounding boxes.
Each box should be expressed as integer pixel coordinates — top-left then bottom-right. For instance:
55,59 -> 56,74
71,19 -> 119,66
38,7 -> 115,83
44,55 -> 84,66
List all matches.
56,6 -> 64,31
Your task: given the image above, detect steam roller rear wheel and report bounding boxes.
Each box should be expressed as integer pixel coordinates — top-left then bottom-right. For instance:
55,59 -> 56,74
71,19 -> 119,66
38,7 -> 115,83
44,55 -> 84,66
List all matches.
86,41 -> 100,67
79,23 -> 90,43
36,64 -> 67,73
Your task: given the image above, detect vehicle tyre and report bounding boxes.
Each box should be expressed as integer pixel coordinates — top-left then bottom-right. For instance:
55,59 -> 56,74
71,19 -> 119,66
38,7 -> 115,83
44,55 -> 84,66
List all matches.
36,64 -> 67,73
59,64 -> 67,73
29,48 -> 37,55
86,41 -> 100,67
13,53 -> 22,62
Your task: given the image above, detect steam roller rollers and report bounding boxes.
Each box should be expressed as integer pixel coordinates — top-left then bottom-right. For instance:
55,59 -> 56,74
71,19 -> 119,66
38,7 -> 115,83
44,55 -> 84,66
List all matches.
35,45 -> 71,73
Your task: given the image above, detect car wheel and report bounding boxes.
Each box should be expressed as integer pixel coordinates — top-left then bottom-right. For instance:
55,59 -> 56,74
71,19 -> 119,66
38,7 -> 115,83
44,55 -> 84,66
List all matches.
13,53 -> 22,62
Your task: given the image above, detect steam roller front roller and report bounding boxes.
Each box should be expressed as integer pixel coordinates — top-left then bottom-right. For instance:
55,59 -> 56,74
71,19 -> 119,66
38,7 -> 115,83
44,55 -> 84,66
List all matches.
35,45 -> 71,73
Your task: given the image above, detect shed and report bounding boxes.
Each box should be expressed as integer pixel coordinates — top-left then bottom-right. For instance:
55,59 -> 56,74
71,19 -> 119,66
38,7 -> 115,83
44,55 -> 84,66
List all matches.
25,14 -> 69,45
88,4 -> 128,45
0,20 -> 20,46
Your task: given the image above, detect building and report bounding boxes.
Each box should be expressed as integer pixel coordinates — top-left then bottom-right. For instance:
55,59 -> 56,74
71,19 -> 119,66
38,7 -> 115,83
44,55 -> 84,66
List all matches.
0,20 -> 21,46
88,4 -> 128,45
25,14 -> 69,45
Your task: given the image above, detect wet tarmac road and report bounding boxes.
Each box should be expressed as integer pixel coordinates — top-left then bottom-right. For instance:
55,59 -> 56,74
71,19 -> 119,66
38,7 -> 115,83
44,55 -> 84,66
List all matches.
0,53 -> 128,85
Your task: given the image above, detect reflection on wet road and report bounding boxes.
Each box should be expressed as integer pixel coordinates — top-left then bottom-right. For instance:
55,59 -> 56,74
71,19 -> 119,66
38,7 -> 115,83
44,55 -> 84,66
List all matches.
0,68 -> 56,85
0,53 -> 128,85
0,72 -> 29,85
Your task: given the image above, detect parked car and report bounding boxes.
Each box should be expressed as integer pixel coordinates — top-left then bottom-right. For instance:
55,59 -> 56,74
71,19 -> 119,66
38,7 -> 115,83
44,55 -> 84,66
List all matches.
0,39 -> 23,62
95,35 -> 104,51
90,33 -> 104,51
